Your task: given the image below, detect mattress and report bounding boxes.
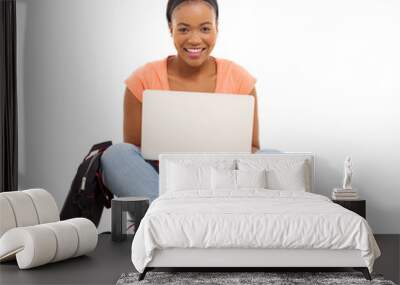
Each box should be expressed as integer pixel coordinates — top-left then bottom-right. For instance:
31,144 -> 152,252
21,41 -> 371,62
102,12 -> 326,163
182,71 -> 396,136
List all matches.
131,189 -> 380,273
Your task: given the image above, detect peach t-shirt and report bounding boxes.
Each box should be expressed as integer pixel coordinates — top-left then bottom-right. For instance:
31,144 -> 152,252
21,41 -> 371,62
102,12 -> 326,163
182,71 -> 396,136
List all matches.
125,56 -> 256,102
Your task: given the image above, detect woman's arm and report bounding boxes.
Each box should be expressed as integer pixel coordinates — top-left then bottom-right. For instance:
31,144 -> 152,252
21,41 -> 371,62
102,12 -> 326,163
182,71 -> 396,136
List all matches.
249,88 -> 260,153
123,88 -> 142,146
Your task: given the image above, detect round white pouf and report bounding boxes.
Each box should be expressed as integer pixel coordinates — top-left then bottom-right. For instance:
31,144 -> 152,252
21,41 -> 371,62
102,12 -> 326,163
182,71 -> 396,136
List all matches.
65,218 -> 98,257
0,196 -> 17,237
0,191 -> 40,227
24,188 -> 60,224
0,189 -> 60,237
0,218 -> 98,269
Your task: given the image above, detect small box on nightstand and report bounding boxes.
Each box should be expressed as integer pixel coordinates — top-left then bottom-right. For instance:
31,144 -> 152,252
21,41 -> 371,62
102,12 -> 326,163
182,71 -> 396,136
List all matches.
332,199 -> 366,219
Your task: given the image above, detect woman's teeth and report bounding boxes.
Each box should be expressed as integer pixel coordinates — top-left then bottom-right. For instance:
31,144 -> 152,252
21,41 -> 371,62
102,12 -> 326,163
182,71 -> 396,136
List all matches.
185,48 -> 204,54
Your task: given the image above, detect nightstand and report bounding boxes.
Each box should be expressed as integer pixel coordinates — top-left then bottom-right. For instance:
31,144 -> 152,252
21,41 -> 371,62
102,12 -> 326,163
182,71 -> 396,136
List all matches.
111,197 -> 149,242
332,199 -> 366,219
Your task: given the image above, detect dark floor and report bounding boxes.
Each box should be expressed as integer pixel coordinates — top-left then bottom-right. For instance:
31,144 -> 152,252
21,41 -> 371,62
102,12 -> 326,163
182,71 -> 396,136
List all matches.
0,234 -> 398,285
0,233 -> 134,285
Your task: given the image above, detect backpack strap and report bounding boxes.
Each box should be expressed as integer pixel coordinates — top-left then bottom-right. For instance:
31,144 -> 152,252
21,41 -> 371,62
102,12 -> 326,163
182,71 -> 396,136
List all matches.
85,141 -> 112,160
90,141 -> 112,153
96,171 -> 113,208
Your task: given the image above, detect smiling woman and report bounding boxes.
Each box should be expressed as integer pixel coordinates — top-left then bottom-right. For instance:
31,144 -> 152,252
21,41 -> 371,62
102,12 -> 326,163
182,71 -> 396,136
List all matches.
101,0 -> 261,200
166,0 -> 219,88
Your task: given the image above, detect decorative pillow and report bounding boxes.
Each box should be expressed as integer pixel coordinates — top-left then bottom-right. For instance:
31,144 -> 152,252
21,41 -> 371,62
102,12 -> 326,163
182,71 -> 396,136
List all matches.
237,159 -> 309,191
166,160 -> 235,191
236,169 -> 267,188
267,164 -> 306,191
211,168 -> 236,190
211,168 -> 268,190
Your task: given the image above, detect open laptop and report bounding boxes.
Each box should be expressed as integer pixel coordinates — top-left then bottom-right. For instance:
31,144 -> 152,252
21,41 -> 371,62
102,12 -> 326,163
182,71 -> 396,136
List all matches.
141,90 -> 254,160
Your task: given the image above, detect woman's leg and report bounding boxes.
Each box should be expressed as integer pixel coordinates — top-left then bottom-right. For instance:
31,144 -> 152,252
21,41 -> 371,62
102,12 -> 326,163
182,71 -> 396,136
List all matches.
101,143 -> 159,202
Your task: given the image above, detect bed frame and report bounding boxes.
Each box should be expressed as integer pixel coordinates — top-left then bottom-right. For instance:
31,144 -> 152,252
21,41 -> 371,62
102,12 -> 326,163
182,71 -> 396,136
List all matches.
138,153 -> 372,280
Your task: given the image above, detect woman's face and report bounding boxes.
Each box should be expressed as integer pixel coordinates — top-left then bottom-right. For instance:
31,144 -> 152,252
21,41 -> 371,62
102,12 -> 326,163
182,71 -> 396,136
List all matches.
169,1 -> 218,67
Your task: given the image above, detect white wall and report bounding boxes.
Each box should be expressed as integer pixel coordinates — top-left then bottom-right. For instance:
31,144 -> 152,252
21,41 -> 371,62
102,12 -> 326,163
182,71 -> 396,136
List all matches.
17,0 -> 400,233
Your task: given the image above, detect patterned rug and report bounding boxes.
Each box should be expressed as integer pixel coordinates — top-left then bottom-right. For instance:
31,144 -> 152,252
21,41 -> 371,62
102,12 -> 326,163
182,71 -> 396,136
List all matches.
116,271 -> 396,285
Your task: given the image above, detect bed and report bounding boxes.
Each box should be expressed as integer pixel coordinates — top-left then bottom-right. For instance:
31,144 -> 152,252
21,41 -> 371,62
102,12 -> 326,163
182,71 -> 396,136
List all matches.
131,153 -> 381,280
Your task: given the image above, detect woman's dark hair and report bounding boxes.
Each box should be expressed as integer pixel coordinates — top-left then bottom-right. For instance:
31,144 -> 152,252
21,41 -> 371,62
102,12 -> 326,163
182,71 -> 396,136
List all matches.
166,0 -> 219,24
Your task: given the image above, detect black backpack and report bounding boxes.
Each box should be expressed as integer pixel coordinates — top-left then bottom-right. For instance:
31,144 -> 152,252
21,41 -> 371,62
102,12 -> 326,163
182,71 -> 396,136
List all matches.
60,141 -> 113,226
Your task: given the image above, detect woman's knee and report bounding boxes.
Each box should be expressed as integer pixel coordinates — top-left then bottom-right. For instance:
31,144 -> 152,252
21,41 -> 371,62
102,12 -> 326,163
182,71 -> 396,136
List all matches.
100,143 -> 143,187
100,143 -> 159,198
102,143 -> 141,163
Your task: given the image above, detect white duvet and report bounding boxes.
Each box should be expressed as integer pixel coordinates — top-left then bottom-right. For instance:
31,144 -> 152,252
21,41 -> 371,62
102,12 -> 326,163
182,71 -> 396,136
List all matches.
131,190 -> 380,273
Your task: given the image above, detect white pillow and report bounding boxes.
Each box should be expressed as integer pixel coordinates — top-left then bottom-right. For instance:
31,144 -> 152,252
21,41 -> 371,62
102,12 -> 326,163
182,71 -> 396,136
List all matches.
237,159 -> 309,191
237,169 -> 267,188
167,160 -> 235,191
211,168 -> 267,190
211,168 -> 236,190
267,165 -> 306,191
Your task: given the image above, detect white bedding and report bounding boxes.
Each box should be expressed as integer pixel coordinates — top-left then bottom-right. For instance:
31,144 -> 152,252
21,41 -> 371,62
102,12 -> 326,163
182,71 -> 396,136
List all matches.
131,190 -> 380,273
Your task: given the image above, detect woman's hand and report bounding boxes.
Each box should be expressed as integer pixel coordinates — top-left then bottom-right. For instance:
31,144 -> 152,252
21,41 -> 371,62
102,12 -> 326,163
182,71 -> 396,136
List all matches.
123,88 -> 142,146
249,88 -> 260,152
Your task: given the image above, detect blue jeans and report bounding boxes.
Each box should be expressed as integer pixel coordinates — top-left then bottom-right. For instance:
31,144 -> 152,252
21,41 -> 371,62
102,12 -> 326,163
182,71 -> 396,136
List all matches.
101,143 -> 281,201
